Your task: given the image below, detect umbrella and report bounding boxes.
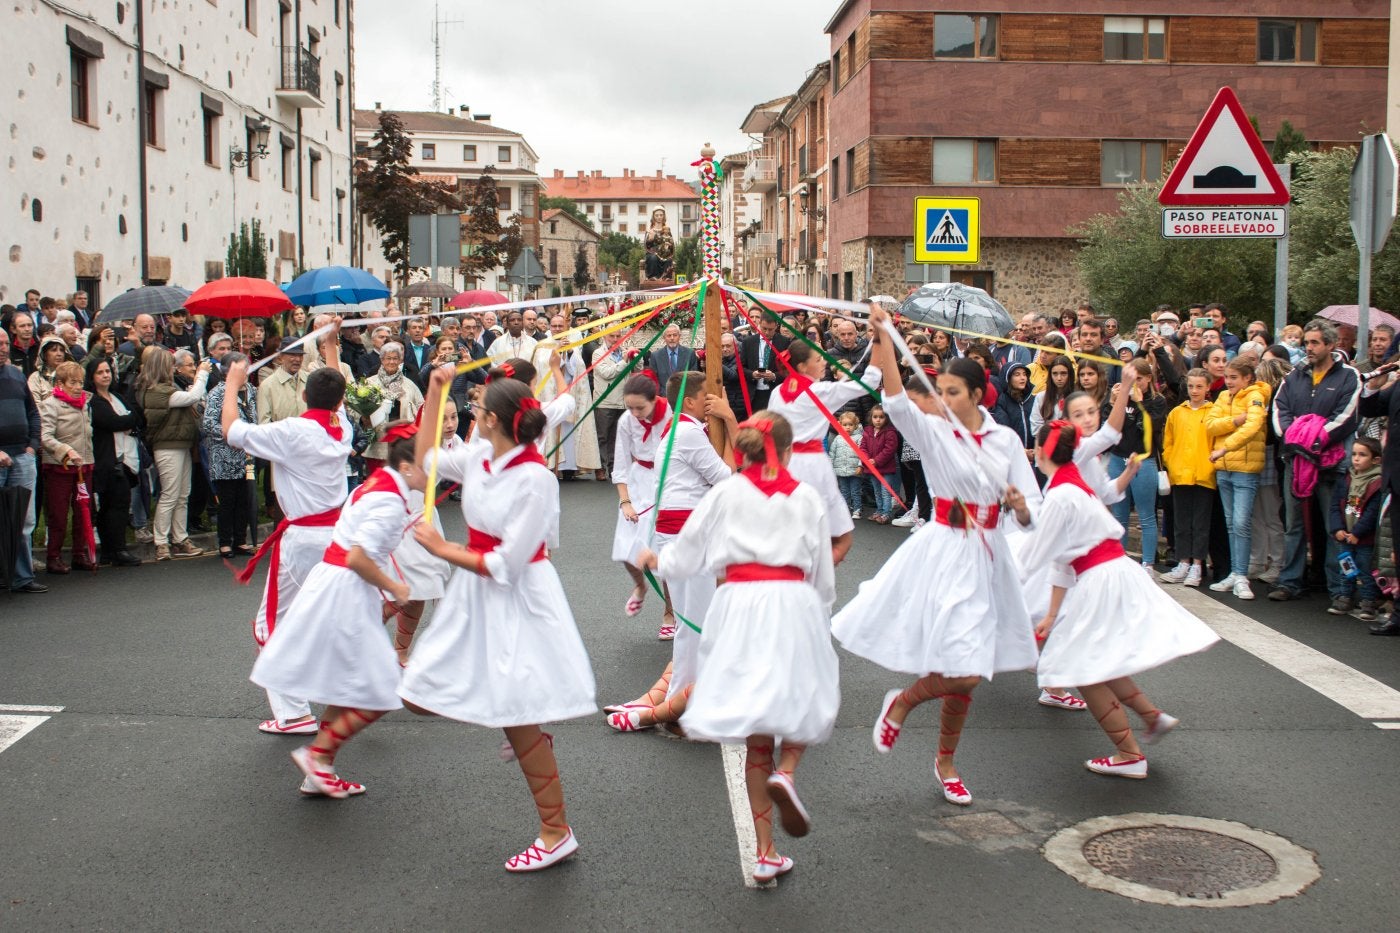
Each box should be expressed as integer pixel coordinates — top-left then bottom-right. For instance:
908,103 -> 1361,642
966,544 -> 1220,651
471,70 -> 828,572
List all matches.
397,280 -> 457,300
283,266 -> 391,307
72,470 -> 96,571
449,289 -> 508,309
93,285 -> 192,324
897,282 -> 1014,338
867,294 -> 899,311
1315,305 -> 1400,330
0,485 -> 31,593
185,277 -> 293,319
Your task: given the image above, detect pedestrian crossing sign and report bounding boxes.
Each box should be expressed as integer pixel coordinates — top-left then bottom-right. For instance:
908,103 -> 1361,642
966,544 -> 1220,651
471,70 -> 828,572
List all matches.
914,197 -> 980,263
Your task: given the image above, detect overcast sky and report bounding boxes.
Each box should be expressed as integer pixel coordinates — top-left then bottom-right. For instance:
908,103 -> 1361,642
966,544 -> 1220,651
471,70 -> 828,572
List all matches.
354,0 -> 831,180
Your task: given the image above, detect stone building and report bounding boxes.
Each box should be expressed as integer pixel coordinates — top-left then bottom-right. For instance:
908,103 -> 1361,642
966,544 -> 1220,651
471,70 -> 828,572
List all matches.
539,209 -> 602,293
3,0 -> 357,307
543,170 -> 701,242
824,0 -> 1389,315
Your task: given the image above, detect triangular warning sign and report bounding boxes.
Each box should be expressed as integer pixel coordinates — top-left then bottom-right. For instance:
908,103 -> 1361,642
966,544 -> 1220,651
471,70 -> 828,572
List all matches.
1159,87 -> 1290,207
927,211 -> 968,247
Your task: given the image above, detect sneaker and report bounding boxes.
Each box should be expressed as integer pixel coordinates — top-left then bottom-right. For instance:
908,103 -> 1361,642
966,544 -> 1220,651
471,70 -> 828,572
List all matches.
1209,572 -> 1240,592
504,830 -> 579,873
891,509 -> 918,528
908,518 -> 926,533
1038,690 -> 1088,711
1232,578 -> 1255,601
1259,567 -> 1281,586
1327,596 -> 1354,616
171,540 -> 205,559
1184,565 -> 1203,588
850,508 -> 861,520
154,544 -> 171,562
1352,600 -> 1380,622
1267,587 -> 1298,602
1085,755 -> 1148,779
1158,562 -> 1190,584
133,527 -> 154,544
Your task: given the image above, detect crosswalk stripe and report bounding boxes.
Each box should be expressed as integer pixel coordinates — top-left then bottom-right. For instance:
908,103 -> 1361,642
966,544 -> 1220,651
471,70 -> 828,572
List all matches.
0,714 -> 51,755
0,704 -> 65,713
719,743 -> 767,888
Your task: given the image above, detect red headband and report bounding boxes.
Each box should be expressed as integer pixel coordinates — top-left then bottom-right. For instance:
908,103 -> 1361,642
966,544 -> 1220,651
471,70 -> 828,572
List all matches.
738,416 -> 780,477
381,422 -> 419,445
487,362 -> 516,383
1044,419 -> 1080,457
513,397 -> 541,439
639,367 -> 660,388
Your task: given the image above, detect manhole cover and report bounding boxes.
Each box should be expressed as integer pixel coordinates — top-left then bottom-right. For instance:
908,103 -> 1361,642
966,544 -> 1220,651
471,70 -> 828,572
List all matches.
1043,813 -> 1320,908
1081,827 -> 1277,899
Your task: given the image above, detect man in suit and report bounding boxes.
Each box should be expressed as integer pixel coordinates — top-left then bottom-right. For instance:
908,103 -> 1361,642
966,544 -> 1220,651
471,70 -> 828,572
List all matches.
400,316 -> 433,385
649,323 -> 698,388
739,311 -> 790,410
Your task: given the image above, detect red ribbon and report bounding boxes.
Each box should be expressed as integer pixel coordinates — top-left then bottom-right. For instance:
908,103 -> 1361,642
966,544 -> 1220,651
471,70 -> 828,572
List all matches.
487,362 -> 516,383
513,396 -> 541,440
738,416 -> 780,477
1044,419 -> 1079,460
381,422 -> 419,445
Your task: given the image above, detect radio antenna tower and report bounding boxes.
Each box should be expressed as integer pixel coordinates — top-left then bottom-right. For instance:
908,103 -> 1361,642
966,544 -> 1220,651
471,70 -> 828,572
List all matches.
432,2 -> 463,112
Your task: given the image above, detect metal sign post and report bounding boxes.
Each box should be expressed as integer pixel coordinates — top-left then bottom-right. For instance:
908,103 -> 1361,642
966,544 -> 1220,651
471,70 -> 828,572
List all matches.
1274,163 -> 1291,338
1350,133 -> 1399,341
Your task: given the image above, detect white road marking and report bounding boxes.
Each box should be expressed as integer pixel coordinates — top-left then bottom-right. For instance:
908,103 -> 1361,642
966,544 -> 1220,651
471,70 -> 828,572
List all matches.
1171,588 -> 1400,722
0,714 -> 51,755
1374,722 -> 1400,730
0,704 -> 64,713
719,743 -> 768,888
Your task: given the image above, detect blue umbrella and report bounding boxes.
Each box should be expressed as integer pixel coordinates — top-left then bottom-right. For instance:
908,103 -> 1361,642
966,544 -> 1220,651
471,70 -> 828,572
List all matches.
283,266 -> 390,307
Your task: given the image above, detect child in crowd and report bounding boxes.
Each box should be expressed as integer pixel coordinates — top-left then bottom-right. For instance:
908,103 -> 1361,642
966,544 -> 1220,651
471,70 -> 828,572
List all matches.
1327,437 -> 1385,621
859,404 -> 900,523
1205,358 -> 1271,601
1160,370 -> 1217,588
829,411 -> 865,519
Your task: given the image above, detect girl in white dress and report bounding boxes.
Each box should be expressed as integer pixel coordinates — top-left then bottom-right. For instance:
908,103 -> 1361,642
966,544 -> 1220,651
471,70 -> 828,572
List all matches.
612,371 -> 677,639
832,309 -> 1040,806
404,372 -> 596,873
765,340 -> 881,565
1019,419 -> 1219,779
250,431 -> 420,800
636,411 -> 838,884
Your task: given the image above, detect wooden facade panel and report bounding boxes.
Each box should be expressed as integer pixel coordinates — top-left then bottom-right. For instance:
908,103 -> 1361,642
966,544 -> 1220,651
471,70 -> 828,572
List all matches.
870,137 -> 933,185
1168,17 -> 1255,64
1001,14 -> 1101,63
869,11 -> 933,60
999,138 -> 1101,187
854,18 -> 871,71
1320,19 -> 1388,68
853,140 -> 871,191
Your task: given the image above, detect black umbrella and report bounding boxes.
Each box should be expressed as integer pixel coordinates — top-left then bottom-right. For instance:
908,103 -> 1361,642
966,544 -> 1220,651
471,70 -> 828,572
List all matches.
0,484 -> 31,593
93,285 -> 193,324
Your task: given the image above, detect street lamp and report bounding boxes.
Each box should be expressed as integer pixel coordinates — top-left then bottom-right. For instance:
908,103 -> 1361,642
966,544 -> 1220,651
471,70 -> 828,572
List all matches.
229,118 -> 272,171
798,186 -> 826,221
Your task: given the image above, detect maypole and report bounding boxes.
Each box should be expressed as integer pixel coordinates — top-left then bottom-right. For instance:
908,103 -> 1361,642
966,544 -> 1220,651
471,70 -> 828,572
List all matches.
693,143 -> 729,456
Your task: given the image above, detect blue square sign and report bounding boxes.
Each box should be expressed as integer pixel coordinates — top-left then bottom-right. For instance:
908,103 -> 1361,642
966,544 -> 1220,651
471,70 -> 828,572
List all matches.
914,197 -> 980,263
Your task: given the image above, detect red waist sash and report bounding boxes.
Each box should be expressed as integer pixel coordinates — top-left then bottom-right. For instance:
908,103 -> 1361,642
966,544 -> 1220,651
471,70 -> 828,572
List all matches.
791,439 -> 824,454
1071,538 -> 1126,575
655,509 -> 692,535
323,541 -> 351,567
633,457 -> 655,470
724,563 -> 805,583
468,526 -> 547,564
933,498 -> 1001,530
235,506 -> 341,644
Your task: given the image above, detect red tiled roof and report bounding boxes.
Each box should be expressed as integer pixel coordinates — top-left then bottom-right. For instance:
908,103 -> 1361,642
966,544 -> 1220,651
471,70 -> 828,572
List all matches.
544,172 -> 699,202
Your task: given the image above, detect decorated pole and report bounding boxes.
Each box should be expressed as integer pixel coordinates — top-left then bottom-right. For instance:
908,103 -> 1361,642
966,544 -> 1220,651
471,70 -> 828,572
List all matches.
694,143 -> 729,456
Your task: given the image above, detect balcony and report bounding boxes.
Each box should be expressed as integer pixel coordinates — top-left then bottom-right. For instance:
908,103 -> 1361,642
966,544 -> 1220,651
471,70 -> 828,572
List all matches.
276,46 -> 322,108
750,231 -> 776,255
744,157 -> 777,192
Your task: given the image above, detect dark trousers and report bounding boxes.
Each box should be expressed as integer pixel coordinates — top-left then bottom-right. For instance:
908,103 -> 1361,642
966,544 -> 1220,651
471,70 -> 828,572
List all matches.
94,466 -> 133,559
1208,487 -> 1231,582
214,478 -> 254,548
1172,484 -> 1214,563
595,407 -> 623,476
899,460 -> 932,520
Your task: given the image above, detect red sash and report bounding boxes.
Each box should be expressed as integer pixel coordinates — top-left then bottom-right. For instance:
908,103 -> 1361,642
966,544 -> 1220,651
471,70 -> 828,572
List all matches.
468,527 -> 548,564
323,541 -> 351,567
237,507 -> 341,645
933,498 -> 1001,530
791,439 -> 824,454
633,457 -> 655,470
724,563 -> 804,583
655,509 -> 693,535
1071,539 -> 1126,575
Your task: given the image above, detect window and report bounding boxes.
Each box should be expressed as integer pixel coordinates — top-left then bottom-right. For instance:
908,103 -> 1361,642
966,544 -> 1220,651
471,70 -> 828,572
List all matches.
1259,19 -> 1318,63
1104,16 -> 1165,61
70,50 -> 92,123
844,146 -> 855,194
308,151 -> 321,200
336,189 -> 345,244
521,185 -> 535,218
281,140 -> 295,191
498,187 -> 512,211
585,203 -> 595,214
933,139 -> 996,184
548,249 -> 559,275
143,82 -> 163,148
934,14 -> 997,60
682,223 -> 694,238
333,0 -> 340,26
497,145 -> 512,163
334,73 -> 343,129
549,221 -> 557,234
618,203 -> 628,215
244,0 -> 256,34
832,49 -> 842,88
831,157 -> 840,200
637,203 -> 647,214
463,144 -> 476,162
202,107 -> 220,166
619,223 -> 628,233
422,143 -> 436,160
1101,140 -> 1165,186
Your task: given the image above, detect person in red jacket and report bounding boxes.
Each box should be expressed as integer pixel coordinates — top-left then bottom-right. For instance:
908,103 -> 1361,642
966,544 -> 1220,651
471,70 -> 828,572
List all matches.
860,404 -> 901,522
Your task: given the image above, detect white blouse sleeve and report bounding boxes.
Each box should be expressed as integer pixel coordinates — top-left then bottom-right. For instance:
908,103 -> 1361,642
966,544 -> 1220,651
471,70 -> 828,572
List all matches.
807,492 -> 836,610
1016,491 -> 1081,591
1079,423 -> 1121,461
1004,436 -> 1042,530
480,474 -> 554,586
227,417 -> 296,460
353,494 -> 409,564
545,392 -> 576,429
881,392 -> 942,456
424,442 -> 476,485
812,368 -> 880,411
684,427 -> 733,487
611,418 -> 636,485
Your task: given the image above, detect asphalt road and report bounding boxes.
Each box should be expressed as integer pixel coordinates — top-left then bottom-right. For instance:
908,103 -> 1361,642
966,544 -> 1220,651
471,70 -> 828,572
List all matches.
2,477 -> 1399,931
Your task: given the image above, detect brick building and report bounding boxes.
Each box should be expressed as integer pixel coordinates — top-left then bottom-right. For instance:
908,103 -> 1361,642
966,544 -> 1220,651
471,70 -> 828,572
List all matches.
543,170 -> 701,241
824,1 -> 1389,313
736,96 -> 791,287
539,208 -> 602,293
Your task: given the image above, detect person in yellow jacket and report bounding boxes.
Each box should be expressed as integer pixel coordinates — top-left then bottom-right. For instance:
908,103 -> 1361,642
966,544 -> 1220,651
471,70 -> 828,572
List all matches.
1160,370 -> 1217,587
1204,358 -> 1273,600
1027,333 -> 1072,394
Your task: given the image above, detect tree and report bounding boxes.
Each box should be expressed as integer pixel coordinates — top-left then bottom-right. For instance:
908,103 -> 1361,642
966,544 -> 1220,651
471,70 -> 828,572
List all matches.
225,219 -> 267,278
541,196 -> 593,229
460,168 -> 505,284
500,213 -> 526,276
674,235 -> 700,280
1271,120 -> 1309,164
573,244 -> 591,291
353,111 -> 457,289
598,231 -> 645,286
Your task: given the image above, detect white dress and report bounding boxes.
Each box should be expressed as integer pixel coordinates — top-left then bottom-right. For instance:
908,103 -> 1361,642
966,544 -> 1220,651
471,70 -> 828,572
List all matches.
399,443 -> 597,727
656,467 -> 839,745
765,368 -> 882,538
250,468 -> 410,711
610,399 -> 668,564
1017,474 -> 1219,687
832,394 -> 1041,679
389,434 -> 463,601
650,414 -> 733,693
546,349 -> 601,472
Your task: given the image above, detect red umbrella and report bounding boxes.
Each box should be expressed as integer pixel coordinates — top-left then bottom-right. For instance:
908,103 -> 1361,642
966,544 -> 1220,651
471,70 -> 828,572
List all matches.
448,289 -> 508,309
185,277 -> 293,318
73,467 -> 97,570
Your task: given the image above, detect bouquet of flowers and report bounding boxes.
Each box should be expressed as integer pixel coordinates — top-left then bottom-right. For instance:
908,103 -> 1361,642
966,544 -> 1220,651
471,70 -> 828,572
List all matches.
344,379 -> 385,418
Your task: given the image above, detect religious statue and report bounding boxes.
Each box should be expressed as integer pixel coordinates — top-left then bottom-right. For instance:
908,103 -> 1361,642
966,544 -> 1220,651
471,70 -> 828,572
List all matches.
643,208 -> 675,281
